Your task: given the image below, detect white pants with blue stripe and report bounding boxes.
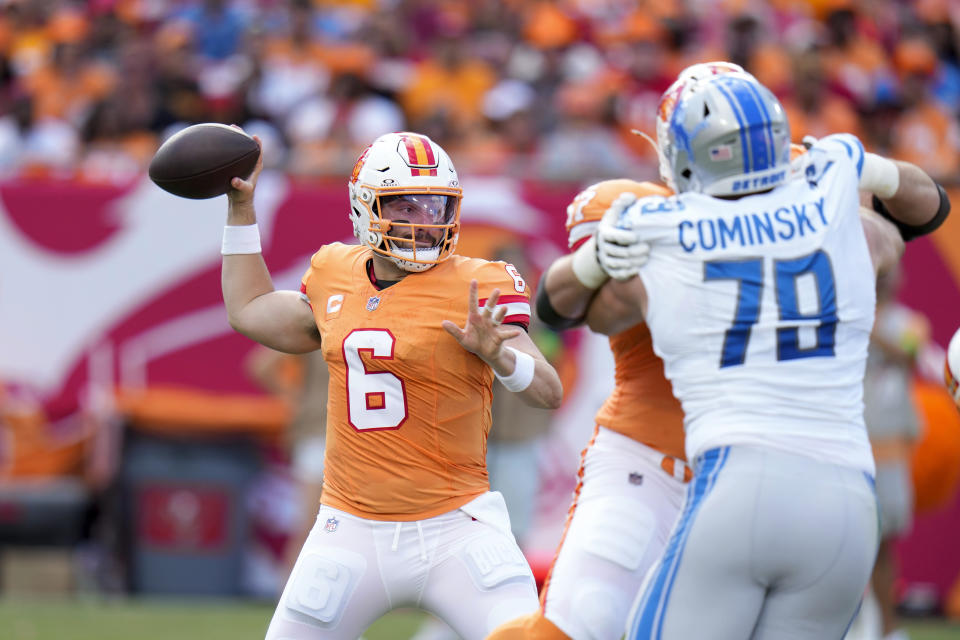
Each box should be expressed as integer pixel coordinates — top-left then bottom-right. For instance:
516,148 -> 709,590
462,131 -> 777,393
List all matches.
626,446 -> 879,640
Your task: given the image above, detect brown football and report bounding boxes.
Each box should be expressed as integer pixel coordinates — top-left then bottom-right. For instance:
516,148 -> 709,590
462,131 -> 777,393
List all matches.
148,123 -> 260,199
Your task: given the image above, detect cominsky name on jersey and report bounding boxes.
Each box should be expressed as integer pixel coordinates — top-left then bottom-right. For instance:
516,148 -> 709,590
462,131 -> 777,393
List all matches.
678,196 -> 827,253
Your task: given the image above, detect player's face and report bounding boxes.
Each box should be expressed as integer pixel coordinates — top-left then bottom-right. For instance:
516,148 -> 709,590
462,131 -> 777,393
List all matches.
379,194 -> 452,248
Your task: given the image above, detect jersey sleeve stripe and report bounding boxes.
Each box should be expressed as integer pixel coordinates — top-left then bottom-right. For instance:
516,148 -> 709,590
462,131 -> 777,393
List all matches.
479,295 -> 528,305
501,301 -> 531,316
503,314 -> 530,328
570,235 -> 591,251
829,134 -> 865,177
568,222 -> 598,249
852,137 -> 864,177
836,137 -> 853,159
299,282 -> 314,310
478,300 -> 531,317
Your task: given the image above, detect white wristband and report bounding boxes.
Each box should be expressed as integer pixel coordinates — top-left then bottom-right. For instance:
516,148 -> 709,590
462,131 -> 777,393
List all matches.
495,347 -> 535,393
571,236 -> 609,289
860,153 -> 900,199
222,224 -> 261,255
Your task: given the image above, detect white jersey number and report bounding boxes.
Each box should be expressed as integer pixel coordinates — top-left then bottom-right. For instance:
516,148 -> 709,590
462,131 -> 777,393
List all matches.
505,264 -> 526,293
706,249 -> 838,368
343,329 -> 408,431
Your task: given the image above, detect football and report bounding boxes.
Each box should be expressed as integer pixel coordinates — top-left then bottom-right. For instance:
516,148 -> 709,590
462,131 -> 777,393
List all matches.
148,123 -> 260,199
947,325 -> 960,406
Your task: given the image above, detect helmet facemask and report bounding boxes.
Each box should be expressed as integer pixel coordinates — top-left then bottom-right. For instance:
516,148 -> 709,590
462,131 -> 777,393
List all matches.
348,132 -> 462,272
370,191 -> 461,272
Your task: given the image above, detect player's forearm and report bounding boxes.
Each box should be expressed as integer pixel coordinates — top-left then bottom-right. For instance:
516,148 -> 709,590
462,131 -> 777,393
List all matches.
513,357 -> 563,409
882,162 -> 942,226
488,342 -> 563,409
858,207 -> 904,277
861,155 -> 950,240
222,278 -> 322,353
222,254 -> 278,330
585,279 -> 646,336
536,255 -> 599,329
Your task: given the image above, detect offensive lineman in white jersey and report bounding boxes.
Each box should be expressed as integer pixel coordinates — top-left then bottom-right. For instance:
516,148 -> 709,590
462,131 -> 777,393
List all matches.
556,71 -> 949,639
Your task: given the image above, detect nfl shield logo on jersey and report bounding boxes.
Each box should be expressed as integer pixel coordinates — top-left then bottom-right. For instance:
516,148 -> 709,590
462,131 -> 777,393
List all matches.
324,517 -> 339,533
366,296 -> 381,311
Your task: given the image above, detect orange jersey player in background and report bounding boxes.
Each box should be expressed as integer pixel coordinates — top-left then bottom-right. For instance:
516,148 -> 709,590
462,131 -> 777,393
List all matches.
221,130 -> 562,640
487,179 -> 688,640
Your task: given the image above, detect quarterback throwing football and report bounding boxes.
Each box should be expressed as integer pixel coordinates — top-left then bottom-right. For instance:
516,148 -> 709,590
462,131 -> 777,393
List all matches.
221,131 -> 562,639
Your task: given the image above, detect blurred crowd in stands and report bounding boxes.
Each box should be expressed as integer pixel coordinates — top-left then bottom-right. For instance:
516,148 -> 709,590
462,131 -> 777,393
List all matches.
0,0 -> 958,185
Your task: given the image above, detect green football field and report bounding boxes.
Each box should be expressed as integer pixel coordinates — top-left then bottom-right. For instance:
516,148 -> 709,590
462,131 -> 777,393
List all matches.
1,598 -> 959,640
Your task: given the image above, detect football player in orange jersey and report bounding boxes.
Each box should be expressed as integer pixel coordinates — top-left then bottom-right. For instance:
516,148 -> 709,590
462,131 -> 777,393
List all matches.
221,130 -> 562,640
485,62 -> 744,640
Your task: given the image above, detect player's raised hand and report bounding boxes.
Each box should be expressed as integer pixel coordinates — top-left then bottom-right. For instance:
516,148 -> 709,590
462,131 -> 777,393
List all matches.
227,129 -> 264,206
443,280 -> 523,363
597,192 -> 650,281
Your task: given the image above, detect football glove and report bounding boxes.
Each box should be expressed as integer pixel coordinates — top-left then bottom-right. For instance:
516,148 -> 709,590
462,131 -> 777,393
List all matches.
597,192 -> 650,281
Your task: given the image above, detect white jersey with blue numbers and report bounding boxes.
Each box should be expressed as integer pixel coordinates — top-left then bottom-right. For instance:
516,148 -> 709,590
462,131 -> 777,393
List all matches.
630,134 -> 877,474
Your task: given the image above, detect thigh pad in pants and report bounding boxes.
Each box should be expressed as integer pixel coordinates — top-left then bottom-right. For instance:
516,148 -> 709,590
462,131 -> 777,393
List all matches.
284,548 -> 366,628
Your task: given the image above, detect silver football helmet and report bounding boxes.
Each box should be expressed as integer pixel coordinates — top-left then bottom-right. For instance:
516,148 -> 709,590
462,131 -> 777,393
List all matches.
655,61 -> 747,188
662,72 -> 791,196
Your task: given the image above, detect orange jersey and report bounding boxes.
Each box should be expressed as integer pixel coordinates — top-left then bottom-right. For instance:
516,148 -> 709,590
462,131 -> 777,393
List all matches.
301,243 -> 531,520
565,179 -> 685,460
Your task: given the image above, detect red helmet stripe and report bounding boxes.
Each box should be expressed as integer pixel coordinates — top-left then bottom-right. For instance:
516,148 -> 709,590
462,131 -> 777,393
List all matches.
402,135 -> 438,176
419,136 -> 436,165
403,136 -> 422,166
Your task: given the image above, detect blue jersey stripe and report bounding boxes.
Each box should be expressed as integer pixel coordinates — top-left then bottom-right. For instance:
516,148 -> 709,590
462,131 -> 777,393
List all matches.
852,136 -> 865,177
823,134 -> 866,178
628,447 -> 730,639
836,137 -> 854,160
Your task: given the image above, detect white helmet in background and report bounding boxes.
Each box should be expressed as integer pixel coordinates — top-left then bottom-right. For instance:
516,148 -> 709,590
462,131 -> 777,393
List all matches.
655,61 -> 748,189
947,325 -> 960,406
348,132 -> 462,272
661,71 -> 791,196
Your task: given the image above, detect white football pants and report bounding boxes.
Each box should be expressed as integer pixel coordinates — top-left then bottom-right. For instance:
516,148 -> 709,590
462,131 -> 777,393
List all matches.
265,492 -> 539,640
542,426 -> 689,640
627,445 -> 879,640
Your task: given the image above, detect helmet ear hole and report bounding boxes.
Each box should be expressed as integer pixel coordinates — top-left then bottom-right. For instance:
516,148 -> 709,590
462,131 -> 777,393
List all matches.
703,104 -> 710,117
681,168 -> 692,179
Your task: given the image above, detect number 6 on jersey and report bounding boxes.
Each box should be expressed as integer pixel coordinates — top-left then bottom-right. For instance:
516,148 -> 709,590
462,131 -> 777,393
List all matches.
343,329 -> 408,430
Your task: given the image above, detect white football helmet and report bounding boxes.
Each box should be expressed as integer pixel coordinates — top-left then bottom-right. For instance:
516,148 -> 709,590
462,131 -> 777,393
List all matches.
661,71 -> 791,196
947,325 -> 960,406
654,61 -> 748,190
348,132 -> 462,272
